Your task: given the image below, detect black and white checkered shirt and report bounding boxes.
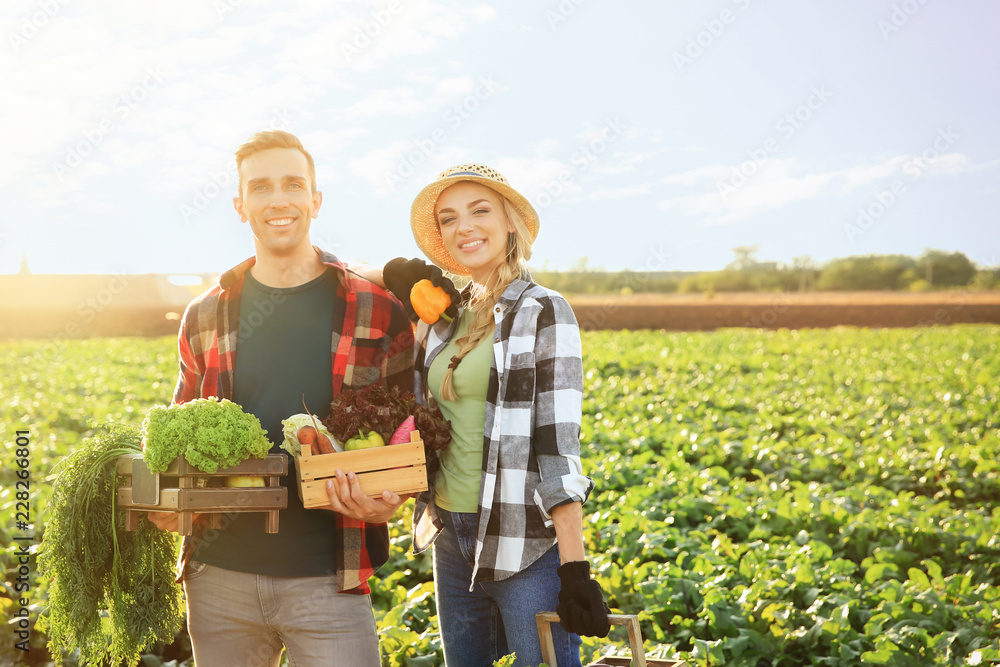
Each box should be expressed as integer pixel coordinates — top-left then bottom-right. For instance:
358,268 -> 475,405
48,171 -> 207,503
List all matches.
412,278 -> 594,586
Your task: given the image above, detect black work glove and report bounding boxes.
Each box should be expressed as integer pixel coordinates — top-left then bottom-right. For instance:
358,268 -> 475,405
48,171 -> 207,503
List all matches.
383,257 -> 461,323
555,560 -> 611,638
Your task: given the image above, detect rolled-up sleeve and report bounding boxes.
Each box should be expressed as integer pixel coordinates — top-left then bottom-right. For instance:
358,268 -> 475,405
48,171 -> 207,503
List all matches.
531,294 -> 593,519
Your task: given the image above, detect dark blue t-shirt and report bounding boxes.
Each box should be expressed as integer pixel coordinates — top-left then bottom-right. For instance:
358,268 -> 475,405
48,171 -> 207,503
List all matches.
193,267 -> 343,576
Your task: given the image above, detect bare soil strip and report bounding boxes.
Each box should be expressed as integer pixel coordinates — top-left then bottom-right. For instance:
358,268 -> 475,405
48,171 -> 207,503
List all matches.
567,291 -> 1000,331
4,292 -> 1000,338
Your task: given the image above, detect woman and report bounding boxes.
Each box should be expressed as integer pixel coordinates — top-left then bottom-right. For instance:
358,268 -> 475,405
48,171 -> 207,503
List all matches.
381,164 -> 610,667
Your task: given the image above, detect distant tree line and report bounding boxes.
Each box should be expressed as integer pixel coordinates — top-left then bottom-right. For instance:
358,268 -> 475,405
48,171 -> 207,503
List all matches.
530,249 -> 999,295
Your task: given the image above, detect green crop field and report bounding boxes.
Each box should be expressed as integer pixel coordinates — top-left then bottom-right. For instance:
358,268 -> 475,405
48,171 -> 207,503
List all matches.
2,326 -> 999,666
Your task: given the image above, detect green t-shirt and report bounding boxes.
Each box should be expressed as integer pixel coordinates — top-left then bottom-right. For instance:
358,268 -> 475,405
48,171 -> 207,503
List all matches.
193,267 -> 342,577
427,309 -> 493,513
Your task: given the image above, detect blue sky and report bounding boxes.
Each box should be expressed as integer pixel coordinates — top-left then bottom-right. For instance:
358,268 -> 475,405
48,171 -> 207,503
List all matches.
3,0 -> 998,276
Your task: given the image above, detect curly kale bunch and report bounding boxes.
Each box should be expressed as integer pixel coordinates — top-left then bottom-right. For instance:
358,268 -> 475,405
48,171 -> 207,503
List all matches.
141,398 -> 271,473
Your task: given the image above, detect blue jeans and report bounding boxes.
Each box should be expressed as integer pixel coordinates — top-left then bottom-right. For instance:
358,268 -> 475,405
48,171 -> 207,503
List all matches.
433,506 -> 582,667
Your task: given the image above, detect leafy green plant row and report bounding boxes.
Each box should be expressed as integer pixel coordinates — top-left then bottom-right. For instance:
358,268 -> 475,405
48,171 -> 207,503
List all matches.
575,326 -> 999,666
2,327 -> 998,665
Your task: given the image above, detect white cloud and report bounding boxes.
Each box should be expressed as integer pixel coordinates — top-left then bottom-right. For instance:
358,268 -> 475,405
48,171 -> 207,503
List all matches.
659,153 -> 977,226
525,138 -> 565,159
350,141 -> 420,195
105,138 -> 158,169
467,5 -> 498,22
663,164 -> 730,186
494,157 -> 584,204
348,73 -> 506,124
306,127 -> 370,155
325,0 -> 490,71
966,157 -> 1000,174
434,77 -> 478,97
343,87 -> 428,119
590,184 -> 654,200
593,163 -> 638,176
836,156 -> 908,191
909,152 -> 972,177
349,139 -> 474,197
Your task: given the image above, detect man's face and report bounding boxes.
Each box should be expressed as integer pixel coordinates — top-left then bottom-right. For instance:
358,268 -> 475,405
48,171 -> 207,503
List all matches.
234,147 -> 322,259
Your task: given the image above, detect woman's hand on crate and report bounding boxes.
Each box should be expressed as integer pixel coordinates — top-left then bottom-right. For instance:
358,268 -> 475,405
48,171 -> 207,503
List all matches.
322,469 -> 405,523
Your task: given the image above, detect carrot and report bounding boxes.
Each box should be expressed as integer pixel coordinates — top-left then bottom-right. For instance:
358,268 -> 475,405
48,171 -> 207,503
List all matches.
301,396 -> 335,454
297,426 -> 317,445
314,432 -> 336,455
296,426 -> 336,454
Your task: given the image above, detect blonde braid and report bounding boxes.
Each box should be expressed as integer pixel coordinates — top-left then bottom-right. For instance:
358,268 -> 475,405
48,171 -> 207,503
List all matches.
439,301 -> 495,401
439,198 -> 532,401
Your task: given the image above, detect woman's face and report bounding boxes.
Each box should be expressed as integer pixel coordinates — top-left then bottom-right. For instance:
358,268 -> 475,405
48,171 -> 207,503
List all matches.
435,181 -> 513,283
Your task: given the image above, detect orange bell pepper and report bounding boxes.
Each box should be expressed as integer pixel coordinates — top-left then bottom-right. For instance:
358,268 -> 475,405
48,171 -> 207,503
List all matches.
411,279 -> 454,324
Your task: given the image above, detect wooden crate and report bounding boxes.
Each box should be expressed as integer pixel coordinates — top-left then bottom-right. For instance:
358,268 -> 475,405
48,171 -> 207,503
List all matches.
117,453 -> 288,536
294,430 -> 428,508
536,612 -> 685,667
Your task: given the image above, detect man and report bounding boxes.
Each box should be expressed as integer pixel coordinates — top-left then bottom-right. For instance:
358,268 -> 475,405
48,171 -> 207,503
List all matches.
148,130 -> 414,666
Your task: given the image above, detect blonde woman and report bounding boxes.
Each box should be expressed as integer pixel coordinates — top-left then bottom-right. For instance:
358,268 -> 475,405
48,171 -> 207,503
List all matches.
380,165 -> 610,667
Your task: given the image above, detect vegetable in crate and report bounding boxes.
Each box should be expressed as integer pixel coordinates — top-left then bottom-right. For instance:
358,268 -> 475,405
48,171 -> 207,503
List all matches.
37,421 -> 184,667
412,403 -> 452,452
280,413 -> 341,456
345,429 -> 385,451
323,384 -> 452,452
389,415 -> 416,444
141,397 -> 271,473
324,384 -> 413,445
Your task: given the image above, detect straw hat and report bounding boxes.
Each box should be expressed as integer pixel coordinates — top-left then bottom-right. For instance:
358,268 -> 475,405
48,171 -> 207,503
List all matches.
410,164 -> 539,275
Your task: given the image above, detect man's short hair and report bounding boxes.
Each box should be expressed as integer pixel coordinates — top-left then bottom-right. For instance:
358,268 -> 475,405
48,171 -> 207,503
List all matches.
235,130 -> 317,199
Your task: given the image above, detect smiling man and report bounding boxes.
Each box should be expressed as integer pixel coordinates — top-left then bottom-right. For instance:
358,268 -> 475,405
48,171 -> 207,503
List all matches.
148,130 -> 414,666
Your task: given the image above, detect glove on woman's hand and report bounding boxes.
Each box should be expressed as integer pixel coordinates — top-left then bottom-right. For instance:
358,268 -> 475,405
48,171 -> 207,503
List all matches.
382,257 -> 460,322
555,560 -> 611,638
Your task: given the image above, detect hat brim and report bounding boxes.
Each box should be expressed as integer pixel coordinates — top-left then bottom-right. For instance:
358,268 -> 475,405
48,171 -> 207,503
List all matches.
410,175 -> 539,276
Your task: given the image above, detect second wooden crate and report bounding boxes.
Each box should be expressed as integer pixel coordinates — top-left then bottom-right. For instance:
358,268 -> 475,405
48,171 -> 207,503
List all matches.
117,453 -> 288,535
536,611 -> 685,667
294,430 -> 429,508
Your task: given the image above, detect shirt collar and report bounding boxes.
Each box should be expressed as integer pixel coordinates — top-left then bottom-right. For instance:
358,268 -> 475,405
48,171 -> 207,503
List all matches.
496,277 -> 532,310
456,273 -> 533,309
218,247 -> 348,291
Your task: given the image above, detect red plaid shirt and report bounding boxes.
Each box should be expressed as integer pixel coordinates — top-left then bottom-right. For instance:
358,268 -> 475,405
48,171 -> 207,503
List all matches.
173,249 -> 414,592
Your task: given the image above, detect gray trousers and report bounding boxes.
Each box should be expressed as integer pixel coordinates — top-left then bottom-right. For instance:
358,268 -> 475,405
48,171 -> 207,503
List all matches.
183,560 -> 381,667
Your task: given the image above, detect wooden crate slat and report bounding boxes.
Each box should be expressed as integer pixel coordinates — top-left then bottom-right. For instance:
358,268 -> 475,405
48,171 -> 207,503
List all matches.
294,431 -> 429,508
177,488 -> 287,511
299,465 -> 428,508
118,487 -> 181,509
117,453 -> 290,536
297,440 -> 425,479
118,453 -> 288,476
118,486 -> 287,511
